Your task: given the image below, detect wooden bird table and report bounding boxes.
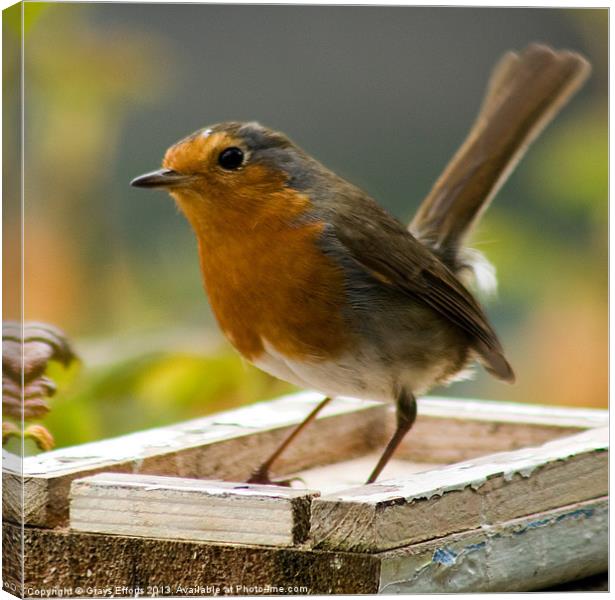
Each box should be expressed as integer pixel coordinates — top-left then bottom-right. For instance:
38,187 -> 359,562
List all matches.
2,392 -> 608,596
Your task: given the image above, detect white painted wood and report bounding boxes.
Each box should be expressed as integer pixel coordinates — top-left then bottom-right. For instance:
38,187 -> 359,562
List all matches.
70,473 -> 319,547
311,427 -> 608,551
5,392 -> 607,529
13,394 -> 604,481
14,393 -> 379,478
322,426 -> 607,503
4,393 -> 386,526
394,396 -> 607,463
378,496 -> 608,593
419,395 -> 607,428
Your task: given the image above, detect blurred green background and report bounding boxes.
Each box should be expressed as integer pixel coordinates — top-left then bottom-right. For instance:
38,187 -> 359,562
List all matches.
3,5 -> 607,452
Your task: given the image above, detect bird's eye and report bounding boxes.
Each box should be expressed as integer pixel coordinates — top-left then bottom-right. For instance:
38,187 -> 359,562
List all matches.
218,147 -> 244,170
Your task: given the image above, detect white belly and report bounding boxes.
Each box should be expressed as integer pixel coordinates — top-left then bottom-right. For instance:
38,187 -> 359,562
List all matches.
251,339 -> 455,402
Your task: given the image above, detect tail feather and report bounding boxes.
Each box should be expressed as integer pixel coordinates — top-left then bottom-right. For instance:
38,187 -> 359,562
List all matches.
408,44 -> 590,383
409,44 -> 591,268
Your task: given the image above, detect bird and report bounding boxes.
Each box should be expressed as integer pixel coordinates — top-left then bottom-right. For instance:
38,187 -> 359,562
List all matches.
131,44 -> 590,486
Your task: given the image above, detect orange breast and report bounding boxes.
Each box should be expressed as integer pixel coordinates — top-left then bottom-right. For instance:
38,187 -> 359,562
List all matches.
178,184 -> 352,362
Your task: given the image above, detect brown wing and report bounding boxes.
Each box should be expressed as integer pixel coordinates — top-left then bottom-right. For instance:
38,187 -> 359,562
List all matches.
331,209 -> 514,382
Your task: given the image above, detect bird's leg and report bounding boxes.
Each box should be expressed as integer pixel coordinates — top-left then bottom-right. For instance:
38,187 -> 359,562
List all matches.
366,389 -> 417,484
247,396 -> 333,486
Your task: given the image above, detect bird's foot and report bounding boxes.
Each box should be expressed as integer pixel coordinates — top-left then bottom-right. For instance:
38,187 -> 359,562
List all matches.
246,466 -> 304,488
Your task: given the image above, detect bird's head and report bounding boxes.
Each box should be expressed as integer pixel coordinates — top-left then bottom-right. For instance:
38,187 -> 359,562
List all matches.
131,122 -> 328,230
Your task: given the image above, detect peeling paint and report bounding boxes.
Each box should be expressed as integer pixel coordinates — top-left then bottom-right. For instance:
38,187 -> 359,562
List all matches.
379,498 -> 608,593
431,541 -> 486,568
432,547 -> 458,566
555,508 -> 595,522
322,426 -> 607,506
512,518 -> 551,534
20,392 -> 379,477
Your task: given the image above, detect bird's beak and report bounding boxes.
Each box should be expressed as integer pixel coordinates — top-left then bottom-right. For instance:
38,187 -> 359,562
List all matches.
130,169 -> 193,189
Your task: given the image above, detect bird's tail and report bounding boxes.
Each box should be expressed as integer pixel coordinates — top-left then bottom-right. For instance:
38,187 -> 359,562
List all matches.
409,44 -> 590,278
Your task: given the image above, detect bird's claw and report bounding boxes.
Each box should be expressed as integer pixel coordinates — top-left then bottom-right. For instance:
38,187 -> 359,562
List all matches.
246,468 -> 304,488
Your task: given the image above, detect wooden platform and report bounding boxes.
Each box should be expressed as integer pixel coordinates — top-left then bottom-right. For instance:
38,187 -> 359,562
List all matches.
2,393 -> 608,595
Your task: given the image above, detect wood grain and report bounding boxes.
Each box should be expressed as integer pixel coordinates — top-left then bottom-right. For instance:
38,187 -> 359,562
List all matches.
4,394 -> 607,530
378,496 -> 608,593
310,427 -> 608,551
394,395 -> 607,463
4,393 -> 387,527
2,522 -> 381,597
70,473 -> 319,547
3,496 -> 606,596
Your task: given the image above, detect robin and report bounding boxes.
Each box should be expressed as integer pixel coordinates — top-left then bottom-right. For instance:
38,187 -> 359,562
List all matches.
132,44 -> 589,485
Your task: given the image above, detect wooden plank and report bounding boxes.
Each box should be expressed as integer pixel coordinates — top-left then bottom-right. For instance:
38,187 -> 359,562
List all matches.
297,456 -> 444,496
4,393 -> 387,527
2,521 -> 381,597
4,393 -> 607,528
70,473 -> 319,547
394,396 -> 607,463
310,427 -> 608,551
3,497 -> 606,595
378,496 -> 608,593
418,395 -> 606,428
